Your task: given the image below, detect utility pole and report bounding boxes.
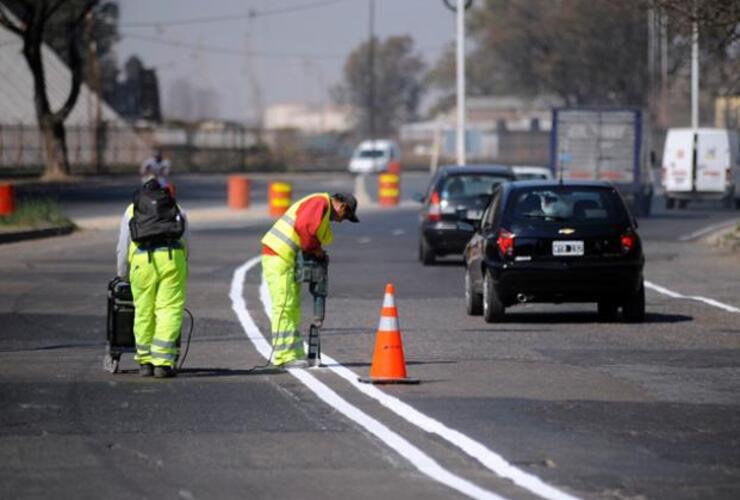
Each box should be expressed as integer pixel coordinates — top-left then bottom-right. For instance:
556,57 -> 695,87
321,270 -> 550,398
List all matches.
368,0 -> 375,143
444,0 -> 471,165
455,0 -> 466,165
86,10 -> 103,173
690,10 -> 699,130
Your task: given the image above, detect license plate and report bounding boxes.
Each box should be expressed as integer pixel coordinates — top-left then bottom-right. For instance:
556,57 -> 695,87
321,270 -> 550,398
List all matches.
552,240 -> 584,256
466,209 -> 483,220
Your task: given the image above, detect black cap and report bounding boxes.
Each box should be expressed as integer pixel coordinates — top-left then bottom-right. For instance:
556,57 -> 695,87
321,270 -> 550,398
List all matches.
333,192 -> 359,223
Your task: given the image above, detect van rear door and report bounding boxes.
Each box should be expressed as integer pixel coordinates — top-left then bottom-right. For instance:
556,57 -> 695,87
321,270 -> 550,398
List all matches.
663,129 -> 694,193
695,131 -> 728,193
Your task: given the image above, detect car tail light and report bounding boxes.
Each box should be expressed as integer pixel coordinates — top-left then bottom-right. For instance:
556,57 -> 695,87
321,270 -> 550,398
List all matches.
427,191 -> 441,222
497,228 -> 515,257
620,231 -> 636,254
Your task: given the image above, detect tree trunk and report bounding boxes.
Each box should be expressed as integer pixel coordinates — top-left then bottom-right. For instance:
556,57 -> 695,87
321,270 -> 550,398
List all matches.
39,115 -> 71,179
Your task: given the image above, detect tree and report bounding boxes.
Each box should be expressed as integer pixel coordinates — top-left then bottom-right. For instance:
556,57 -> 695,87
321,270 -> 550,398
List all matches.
333,35 -> 426,136
0,0 -> 98,178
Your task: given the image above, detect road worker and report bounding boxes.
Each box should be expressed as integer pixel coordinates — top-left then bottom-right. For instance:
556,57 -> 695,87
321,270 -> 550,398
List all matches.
140,149 -> 171,189
261,192 -> 359,368
116,176 -> 189,378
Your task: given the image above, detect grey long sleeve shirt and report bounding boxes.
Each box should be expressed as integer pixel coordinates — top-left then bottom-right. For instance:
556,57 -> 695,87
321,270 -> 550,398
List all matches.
116,204 -> 190,279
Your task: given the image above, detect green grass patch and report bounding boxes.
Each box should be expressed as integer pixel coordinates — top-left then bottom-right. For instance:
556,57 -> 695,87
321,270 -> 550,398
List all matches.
0,198 -> 74,230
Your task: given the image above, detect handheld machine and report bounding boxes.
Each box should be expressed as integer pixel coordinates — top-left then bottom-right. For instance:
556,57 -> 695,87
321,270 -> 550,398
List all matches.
295,253 -> 329,367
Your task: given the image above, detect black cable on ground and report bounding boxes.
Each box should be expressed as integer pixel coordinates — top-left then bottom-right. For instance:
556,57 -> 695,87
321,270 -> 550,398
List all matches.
177,308 -> 195,371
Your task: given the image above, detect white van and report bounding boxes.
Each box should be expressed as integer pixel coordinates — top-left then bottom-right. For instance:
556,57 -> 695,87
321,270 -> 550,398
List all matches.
348,139 -> 400,174
662,128 -> 740,209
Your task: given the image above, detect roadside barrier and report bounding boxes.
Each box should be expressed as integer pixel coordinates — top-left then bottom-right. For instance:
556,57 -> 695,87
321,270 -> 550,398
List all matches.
359,283 -> 419,384
268,181 -> 292,217
0,184 -> 15,216
378,173 -> 400,206
388,161 -> 401,175
227,175 -> 251,209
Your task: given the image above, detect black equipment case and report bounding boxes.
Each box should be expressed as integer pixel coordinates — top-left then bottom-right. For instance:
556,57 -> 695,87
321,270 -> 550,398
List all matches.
104,277 -> 136,373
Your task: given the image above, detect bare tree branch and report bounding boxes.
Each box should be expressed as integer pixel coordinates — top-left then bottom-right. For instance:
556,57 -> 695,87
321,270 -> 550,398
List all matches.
0,4 -> 25,36
55,0 -> 98,121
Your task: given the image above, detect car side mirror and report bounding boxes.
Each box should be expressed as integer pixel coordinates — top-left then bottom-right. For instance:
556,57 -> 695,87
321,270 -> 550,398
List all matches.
413,193 -> 425,203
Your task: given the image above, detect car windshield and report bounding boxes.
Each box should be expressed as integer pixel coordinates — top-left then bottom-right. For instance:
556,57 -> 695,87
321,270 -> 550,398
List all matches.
507,186 -> 629,224
356,149 -> 385,159
440,174 -> 509,200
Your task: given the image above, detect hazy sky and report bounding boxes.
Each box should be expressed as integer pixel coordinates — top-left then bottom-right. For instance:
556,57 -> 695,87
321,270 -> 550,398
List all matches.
117,0 -> 457,122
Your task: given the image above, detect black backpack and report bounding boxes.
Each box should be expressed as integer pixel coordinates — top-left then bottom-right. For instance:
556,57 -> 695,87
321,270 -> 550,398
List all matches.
129,179 -> 185,246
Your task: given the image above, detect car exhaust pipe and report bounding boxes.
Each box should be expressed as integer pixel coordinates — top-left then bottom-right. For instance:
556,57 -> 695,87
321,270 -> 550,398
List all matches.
517,293 -> 529,303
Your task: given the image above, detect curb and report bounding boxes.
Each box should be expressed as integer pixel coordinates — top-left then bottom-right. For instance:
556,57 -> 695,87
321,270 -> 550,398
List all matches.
0,224 -> 75,245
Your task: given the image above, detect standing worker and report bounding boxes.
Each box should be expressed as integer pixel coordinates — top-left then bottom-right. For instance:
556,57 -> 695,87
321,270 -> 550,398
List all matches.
261,192 -> 359,368
140,149 -> 171,189
117,177 -> 190,378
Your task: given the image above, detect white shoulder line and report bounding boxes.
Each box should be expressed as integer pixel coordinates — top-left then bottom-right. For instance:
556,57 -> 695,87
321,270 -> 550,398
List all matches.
678,218 -> 740,242
645,281 -> 740,313
232,256 -> 506,500
255,259 -> 579,500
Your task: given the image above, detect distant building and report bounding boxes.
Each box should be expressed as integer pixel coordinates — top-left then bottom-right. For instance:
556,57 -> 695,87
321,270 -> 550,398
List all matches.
400,95 -> 563,166
264,102 -> 352,134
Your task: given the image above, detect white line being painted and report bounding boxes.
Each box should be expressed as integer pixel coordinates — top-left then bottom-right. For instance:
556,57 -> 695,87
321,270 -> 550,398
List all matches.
645,280 -> 740,313
231,256 -> 506,500
256,262 -> 579,500
678,218 -> 740,242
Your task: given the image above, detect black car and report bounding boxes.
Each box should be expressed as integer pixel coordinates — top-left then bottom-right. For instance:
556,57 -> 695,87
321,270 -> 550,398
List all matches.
464,180 -> 645,322
418,165 -> 516,265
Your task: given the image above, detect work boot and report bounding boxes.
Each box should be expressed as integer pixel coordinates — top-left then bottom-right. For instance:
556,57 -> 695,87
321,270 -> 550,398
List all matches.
153,365 -> 177,378
138,363 -> 154,377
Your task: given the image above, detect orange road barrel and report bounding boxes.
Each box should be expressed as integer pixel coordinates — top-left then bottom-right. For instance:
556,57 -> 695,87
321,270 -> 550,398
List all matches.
387,161 -> 401,175
378,173 -> 400,206
228,175 -> 251,209
0,184 -> 15,216
269,181 -> 292,216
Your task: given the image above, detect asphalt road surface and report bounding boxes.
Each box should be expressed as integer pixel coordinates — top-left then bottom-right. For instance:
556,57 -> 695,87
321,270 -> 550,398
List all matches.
1,172 -> 739,500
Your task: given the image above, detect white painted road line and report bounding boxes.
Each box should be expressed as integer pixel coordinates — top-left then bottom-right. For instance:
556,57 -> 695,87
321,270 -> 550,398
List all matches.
255,261 -> 579,500
645,281 -> 740,313
231,257 -> 507,500
678,218 -> 740,242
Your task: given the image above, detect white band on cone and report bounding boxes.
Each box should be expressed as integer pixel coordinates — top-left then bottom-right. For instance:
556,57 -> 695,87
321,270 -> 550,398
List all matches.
382,293 -> 395,308
378,316 -> 400,332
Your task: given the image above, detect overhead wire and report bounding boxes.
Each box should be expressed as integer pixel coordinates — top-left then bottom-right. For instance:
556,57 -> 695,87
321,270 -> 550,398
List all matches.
120,0 -> 349,28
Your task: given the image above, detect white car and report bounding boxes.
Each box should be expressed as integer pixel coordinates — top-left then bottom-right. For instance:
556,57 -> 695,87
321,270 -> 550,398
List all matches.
348,140 -> 400,174
512,165 -> 554,181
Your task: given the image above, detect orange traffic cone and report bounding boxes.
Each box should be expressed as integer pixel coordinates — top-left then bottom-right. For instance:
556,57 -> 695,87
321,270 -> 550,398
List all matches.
358,283 -> 419,384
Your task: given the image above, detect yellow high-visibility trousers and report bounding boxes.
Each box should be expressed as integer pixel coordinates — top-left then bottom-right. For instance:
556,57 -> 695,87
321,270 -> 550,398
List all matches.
261,254 -> 305,365
130,248 -> 187,367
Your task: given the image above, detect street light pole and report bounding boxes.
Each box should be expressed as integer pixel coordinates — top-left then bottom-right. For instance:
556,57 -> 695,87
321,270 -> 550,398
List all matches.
690,15 -> 699,130
455,0 -> 466,165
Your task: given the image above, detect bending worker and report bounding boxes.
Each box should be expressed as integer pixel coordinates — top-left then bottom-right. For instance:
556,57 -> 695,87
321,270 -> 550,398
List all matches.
116,177 -> 190,378
261,192 -> 359,368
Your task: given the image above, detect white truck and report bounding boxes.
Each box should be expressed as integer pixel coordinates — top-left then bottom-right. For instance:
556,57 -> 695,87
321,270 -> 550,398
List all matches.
550,108 -> 655,216
662,128 -> 740,209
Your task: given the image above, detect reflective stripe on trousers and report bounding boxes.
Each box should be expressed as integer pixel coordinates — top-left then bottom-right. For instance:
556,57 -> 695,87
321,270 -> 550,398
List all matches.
261,254 -> 305,365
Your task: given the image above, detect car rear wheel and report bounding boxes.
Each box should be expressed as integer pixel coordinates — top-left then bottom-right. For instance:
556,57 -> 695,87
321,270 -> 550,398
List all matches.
597,300 -> 619,322
465,268 -> 483,316
622,282 -> 645,323
419,238 -> 435,266
482,270 -> 505,323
